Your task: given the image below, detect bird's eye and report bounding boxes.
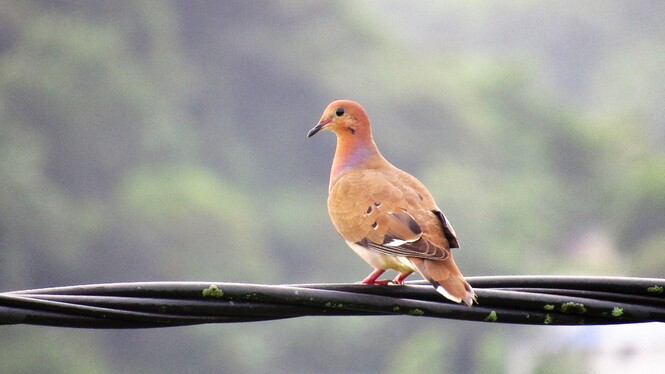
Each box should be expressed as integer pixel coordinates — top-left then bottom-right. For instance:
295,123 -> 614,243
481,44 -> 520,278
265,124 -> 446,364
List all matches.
335,108 -> 345,116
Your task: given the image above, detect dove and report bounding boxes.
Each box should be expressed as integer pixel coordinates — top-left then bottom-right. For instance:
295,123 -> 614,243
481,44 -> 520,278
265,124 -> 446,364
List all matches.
308,100 -> 475,305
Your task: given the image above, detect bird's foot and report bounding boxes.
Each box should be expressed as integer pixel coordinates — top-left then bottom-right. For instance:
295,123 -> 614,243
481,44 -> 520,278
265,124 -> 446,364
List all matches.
361,279 -> 391,285
360,268 -> 387,285
392,271 -> 414,285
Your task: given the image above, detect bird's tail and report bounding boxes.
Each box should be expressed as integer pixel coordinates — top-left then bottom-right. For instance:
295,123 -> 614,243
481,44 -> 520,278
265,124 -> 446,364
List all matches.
410,257 -> 476,306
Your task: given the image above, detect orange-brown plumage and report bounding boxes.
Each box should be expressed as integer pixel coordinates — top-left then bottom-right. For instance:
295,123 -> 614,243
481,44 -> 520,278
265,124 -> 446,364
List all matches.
308,100 -> 475,306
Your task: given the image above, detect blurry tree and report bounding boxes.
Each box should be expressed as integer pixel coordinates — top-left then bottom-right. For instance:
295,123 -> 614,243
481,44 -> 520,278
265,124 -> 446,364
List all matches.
0,0 -> 664,373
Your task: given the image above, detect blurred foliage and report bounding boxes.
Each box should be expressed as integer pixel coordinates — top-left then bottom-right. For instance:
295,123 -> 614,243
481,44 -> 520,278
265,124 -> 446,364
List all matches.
1,0 -> 664,373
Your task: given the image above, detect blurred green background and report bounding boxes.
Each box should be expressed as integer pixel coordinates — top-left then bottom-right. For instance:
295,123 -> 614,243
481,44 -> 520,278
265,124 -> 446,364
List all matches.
1,1 -> 664,373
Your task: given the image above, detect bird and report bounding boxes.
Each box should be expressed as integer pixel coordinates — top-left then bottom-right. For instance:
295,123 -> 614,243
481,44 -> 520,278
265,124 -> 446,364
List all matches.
308,100 -> 475,306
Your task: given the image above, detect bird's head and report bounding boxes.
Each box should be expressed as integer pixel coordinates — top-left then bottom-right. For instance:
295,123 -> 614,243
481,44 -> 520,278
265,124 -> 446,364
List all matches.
308,100 -> 371,139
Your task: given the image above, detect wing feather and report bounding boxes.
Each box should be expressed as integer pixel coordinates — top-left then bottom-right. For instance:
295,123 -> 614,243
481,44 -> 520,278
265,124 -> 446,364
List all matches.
329,169 -> 452,261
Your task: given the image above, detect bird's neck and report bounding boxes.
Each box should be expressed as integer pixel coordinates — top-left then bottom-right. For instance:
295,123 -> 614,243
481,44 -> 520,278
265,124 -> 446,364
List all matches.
329,134 -> 384,190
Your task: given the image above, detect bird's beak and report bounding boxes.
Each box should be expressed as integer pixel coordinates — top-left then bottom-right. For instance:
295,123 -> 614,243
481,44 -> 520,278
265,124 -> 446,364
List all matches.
307,118 -> 332,138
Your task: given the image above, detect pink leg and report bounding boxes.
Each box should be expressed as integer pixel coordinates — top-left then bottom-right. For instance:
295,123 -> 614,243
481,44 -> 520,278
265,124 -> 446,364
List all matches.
361,269 -> 390,285
392,271 -> 414,285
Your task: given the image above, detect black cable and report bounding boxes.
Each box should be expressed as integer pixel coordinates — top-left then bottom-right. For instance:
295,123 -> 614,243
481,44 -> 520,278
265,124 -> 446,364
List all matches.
1,276 -> 663,328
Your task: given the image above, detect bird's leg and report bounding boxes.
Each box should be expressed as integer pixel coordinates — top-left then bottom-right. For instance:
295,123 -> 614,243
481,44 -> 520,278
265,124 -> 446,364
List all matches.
392,271 -> 414,285
360,269 -> 390,285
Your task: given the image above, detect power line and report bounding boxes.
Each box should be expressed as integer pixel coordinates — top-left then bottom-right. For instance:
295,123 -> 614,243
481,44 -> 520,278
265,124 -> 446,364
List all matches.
1,276 -> 663,328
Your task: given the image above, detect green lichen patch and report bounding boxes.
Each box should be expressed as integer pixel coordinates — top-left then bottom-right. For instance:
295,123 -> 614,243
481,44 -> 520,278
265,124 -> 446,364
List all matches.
324,301 -> 344,309
543,304 -> 555,311
202,284 -> 224,298
407,309 -> 425,316
484,311 -> 498,322
392,306 -> 400,312
647,285 -> 664,293
611,307 -> 624,317
560,302 -> 587,314
244,293 -> 260,300
544,314 -> 554,325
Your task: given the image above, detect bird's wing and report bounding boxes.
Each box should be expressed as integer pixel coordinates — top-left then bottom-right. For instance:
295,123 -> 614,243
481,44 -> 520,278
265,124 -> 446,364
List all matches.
328,169 -> 449,260
433,210 -> 459,249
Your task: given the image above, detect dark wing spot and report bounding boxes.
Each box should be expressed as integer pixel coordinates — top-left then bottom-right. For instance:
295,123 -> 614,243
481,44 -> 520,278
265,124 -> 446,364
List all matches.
371,221 -> 378,229
407,216 -> 423,235
390,210 -> 422,236
366,206 -> 372,214
374,202 -> 381,207
418,193 -> 424,201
